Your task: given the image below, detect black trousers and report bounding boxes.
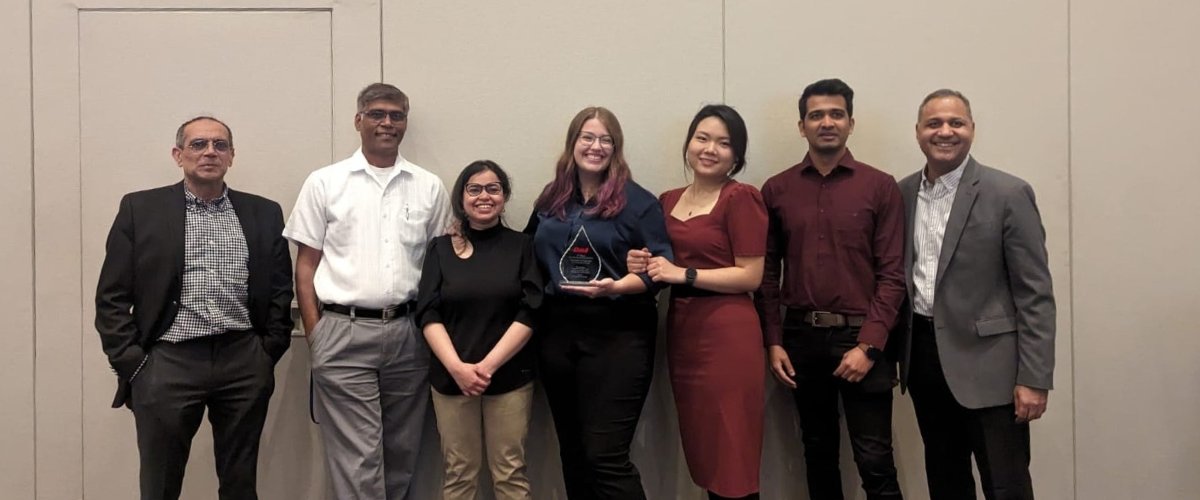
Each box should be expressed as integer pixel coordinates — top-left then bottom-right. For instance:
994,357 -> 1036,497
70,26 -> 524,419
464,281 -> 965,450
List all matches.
539,297 -> 656,500
130,330 -> 276,500
908,314 -> 1034,500
782,317 -> 902,500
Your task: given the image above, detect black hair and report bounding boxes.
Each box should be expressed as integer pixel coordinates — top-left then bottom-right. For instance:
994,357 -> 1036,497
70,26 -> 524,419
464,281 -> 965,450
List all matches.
799,78 -> 855,119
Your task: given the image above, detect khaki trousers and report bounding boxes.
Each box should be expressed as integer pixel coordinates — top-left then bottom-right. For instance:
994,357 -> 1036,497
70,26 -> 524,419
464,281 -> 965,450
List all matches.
430,382 -> 534,500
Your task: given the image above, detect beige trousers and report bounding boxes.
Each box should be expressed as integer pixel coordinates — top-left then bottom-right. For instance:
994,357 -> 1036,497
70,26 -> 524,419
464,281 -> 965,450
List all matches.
430,382 -> 534,500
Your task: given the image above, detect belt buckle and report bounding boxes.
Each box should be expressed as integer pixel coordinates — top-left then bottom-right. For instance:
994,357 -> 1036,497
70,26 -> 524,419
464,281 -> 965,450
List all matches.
809,310 -> 831,327
381,306 -> 397,321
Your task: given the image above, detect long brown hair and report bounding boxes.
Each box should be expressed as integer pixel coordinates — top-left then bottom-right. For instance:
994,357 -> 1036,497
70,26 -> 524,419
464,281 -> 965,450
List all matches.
533,107 -> 630,220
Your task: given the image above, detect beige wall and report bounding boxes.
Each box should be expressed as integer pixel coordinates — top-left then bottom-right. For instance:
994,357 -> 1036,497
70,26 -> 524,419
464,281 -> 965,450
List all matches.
7,0 -> 1197,498
1071,1 -> 1200,499
0,0 -> 34,498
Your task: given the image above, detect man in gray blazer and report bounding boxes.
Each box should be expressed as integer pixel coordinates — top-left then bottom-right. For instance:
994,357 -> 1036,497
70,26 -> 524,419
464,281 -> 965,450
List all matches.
898,89 -> 1056,500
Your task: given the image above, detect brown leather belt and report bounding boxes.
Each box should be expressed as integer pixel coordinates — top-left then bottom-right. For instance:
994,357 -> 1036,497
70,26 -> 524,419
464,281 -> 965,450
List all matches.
798,310 -> 866,328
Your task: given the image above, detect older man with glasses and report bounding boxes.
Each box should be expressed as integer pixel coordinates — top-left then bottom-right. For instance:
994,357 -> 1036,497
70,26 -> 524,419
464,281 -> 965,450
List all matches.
285,82 -> 452,499
95,116 -> 294,500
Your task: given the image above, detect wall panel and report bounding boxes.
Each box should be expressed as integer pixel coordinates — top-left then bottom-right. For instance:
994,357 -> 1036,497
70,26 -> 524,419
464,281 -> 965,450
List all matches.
0,0 -> 35,497
76,9 -> 333,499
383,1 -> 724,498
1071,1 -> 1200,498
724,2 -> 1073,498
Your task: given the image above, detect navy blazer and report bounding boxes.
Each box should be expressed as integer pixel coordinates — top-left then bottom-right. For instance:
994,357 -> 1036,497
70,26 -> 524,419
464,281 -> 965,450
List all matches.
95,181 -> 294,408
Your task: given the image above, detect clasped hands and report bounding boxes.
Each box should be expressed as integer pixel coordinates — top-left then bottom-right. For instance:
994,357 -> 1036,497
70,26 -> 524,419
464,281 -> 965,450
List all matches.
448,360 -> 495,397
626,247 -> 685,284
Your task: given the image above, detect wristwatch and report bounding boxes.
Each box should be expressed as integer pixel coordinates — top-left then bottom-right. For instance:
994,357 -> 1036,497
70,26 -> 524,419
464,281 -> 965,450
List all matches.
858,343 -> 883,362
685,267 -> 698,286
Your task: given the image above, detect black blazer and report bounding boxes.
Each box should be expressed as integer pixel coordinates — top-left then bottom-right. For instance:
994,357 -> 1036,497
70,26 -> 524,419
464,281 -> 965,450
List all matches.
95,181 -> 294,407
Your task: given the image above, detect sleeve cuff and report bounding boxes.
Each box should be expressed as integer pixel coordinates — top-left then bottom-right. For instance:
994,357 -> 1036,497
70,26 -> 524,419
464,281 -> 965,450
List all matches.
123,353 -> 151,382
858,323 -> 889,349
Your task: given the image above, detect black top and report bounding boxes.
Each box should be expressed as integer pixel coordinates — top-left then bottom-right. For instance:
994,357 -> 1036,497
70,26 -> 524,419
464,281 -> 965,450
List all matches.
415,224 -> 544,395
523,180 -> 674,304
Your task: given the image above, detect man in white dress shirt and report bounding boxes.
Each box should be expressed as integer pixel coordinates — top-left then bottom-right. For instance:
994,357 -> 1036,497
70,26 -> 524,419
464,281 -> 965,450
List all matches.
285,83 -> 451,499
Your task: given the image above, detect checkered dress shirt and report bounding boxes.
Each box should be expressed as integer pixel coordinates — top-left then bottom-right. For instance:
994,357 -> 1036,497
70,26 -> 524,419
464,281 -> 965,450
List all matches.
160,187 -> 253,342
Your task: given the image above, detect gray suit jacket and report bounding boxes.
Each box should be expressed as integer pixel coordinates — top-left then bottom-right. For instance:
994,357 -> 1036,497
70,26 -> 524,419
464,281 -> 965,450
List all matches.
898,157 -> 1055,409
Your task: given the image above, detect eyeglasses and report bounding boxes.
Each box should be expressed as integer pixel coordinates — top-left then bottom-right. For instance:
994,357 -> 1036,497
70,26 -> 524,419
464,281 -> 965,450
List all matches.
464,182 -> 504,197
361,109 -> 408,123
183,138 -> 232,153
578,133 -> 615,149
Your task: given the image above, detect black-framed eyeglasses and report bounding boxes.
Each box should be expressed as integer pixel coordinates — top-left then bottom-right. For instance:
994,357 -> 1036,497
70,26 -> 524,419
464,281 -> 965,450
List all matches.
361,109 -> 408,123
464,182 -> 504,196
184,138 -> 232,153
578,133 -> 614,149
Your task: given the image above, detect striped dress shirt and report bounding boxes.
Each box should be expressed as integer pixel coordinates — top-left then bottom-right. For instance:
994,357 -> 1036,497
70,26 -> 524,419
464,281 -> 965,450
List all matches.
912,156 -> 968,316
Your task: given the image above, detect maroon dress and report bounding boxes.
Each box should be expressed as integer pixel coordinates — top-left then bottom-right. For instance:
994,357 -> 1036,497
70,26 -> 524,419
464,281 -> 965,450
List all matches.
662,181 -> 767,496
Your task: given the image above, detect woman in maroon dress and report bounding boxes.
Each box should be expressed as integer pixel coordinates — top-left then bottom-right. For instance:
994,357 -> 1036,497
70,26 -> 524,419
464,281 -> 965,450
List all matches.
629,104 -> 767,499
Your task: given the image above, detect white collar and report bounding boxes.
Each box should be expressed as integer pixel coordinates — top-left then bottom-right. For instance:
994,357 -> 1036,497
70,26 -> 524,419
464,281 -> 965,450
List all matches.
347,147 -> 409,173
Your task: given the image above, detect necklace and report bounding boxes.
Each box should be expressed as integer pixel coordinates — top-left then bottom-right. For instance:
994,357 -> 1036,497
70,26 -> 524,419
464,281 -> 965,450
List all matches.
685,182 -> 724,216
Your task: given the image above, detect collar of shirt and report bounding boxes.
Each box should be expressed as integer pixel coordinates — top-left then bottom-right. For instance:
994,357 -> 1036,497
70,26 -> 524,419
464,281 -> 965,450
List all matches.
346,147 -> 414,175
920,155 -> 969,193
184,184 -> 232,211
797,149 -> 861,177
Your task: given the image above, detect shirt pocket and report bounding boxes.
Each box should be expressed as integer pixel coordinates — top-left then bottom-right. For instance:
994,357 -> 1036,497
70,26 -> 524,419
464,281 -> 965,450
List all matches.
834,210 -> 872,250
399,206 -> 434,246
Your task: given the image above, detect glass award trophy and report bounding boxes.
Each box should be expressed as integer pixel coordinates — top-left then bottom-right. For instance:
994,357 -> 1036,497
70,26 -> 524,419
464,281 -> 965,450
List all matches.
558,225 -> 602,286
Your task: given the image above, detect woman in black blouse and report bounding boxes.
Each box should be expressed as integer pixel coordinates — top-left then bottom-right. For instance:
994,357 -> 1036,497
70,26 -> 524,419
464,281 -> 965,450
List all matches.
524,107 -> 673,500
416,160 -> 543,500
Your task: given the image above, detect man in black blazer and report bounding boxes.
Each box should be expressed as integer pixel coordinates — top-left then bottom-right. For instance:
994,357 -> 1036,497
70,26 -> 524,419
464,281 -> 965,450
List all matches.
95,116 -> 294,500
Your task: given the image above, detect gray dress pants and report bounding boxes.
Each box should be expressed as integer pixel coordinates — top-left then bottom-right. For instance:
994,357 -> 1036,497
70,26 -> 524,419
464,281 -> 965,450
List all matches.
309,312 -> 430,500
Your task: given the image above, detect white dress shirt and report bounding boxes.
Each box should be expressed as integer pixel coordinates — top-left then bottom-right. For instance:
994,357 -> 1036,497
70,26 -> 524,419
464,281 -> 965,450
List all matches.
284,148 -> 451,308
912,156 -> 968,316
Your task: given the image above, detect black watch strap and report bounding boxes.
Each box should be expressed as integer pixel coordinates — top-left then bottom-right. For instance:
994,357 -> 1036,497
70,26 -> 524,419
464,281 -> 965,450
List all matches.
861,344 -> 883,361
685,267 -> 697,286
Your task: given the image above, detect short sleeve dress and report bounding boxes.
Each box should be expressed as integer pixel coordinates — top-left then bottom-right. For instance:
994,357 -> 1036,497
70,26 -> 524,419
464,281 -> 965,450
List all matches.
661,181 -> 767,497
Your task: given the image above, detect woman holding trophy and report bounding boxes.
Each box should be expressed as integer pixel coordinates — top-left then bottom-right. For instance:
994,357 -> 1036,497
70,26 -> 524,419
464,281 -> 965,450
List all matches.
523,106 -> 672,500
628,105 -> 767,500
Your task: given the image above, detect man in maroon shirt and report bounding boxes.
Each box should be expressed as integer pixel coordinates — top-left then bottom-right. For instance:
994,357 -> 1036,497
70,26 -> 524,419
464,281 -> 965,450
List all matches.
755,78 -> 906,500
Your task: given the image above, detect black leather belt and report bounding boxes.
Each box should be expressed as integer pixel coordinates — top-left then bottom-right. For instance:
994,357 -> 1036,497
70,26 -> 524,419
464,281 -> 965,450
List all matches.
322,302 -> 415,320
912,313 -> 934,332
795,310 -> 866,328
